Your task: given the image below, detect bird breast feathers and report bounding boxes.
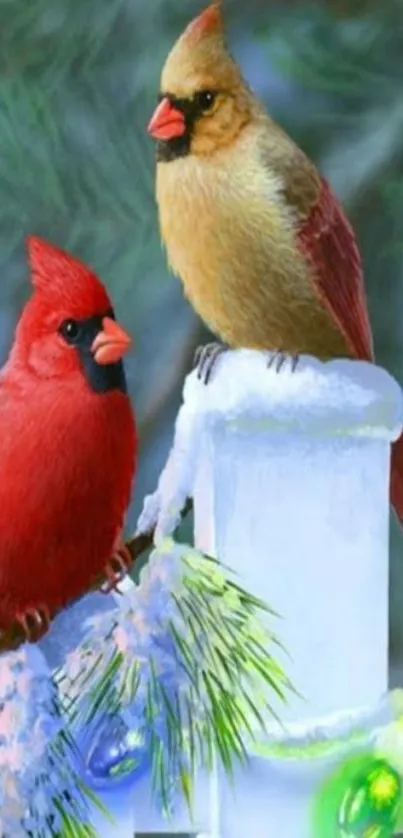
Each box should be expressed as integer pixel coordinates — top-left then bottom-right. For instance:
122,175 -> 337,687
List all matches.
156,134 -> 298,282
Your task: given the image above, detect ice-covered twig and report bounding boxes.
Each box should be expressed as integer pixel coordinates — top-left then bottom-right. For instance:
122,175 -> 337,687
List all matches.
136,402 -> 202,542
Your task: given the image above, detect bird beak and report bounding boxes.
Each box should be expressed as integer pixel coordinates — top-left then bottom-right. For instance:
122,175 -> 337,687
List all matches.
147,97 -> 186,141
91,317 -> 132,365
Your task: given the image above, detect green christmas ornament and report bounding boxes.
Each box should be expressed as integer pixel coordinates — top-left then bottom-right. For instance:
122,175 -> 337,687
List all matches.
337,759 -> 401,837
312,753 -> 403,838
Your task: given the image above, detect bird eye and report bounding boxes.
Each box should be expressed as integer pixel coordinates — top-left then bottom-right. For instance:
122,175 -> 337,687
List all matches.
59,319 -> 80,344
196,91 -> 216,112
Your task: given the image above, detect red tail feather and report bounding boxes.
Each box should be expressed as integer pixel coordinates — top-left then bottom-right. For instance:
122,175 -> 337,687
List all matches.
391,435 -> 403,525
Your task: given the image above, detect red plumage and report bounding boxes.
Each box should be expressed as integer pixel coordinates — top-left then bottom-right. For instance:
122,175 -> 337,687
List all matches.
0,236 -> 137,639
298,178 -> 374,361
298,178 -> 403,525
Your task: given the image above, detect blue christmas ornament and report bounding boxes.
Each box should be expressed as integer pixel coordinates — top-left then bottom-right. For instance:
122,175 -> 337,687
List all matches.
80,714 -> 150,790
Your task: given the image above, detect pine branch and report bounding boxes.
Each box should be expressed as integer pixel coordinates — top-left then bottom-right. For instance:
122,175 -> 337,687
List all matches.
0,499 -> 193,656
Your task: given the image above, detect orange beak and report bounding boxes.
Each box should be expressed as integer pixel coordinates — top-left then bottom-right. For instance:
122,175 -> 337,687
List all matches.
147,97 -> 186,141
91,317 -> 132,365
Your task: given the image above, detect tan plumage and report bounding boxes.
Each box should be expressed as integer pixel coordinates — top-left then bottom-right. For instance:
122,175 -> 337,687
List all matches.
152,2 -> 350,359
157,124 -> 351,357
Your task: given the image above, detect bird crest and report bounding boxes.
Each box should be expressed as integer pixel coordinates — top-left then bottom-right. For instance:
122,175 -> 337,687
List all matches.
160,1 -> 230,96
27,236 -> 88,291
184,2 -> 224,41
26,236 -> 111,317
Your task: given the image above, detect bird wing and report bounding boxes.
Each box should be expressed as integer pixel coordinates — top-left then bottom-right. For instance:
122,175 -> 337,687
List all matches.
262,127 -> 374,361
296,176 -> 403,524
265,143 -> 403,521
295,175 -> 374,361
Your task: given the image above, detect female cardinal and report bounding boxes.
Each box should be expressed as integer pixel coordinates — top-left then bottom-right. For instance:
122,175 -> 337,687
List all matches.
147,2 -> 403,524
0,236 -> 136,641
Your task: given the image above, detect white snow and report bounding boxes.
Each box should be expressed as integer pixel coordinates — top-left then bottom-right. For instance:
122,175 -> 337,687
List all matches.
136,399 -> 202,542
183,349 -> 403,439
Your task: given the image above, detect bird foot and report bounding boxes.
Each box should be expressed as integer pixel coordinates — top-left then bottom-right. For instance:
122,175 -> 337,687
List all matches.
15,605 -> 51,643
267,350 -> 300,373
101,539 -> 132,594
194,341 -> 228,385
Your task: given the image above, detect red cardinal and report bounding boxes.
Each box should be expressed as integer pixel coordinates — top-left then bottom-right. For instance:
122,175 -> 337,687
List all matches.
147,2 -> 403,524
0,236 -> 137,641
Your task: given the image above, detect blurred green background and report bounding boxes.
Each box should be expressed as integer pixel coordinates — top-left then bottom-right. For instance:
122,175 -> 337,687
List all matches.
2,0 -> 403,679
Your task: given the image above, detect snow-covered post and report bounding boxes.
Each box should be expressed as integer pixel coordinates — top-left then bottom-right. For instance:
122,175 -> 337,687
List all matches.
140,348 -> 403,838
193,350 -> 401,720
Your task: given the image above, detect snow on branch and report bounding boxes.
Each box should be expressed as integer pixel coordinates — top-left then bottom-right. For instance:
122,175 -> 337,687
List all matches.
0,645 -> 98,837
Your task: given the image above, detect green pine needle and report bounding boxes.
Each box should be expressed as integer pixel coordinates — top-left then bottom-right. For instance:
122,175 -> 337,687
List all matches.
62,541 -> 292,812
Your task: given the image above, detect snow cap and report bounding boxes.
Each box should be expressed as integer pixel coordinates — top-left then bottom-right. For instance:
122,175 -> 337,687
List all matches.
182,350 -> 403,442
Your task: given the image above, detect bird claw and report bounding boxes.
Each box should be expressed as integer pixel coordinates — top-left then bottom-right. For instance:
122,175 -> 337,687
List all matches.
194,341 -> 228,385
15,605 -> 51,643
267,350 -> 300,373
101,542 -> 132,594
